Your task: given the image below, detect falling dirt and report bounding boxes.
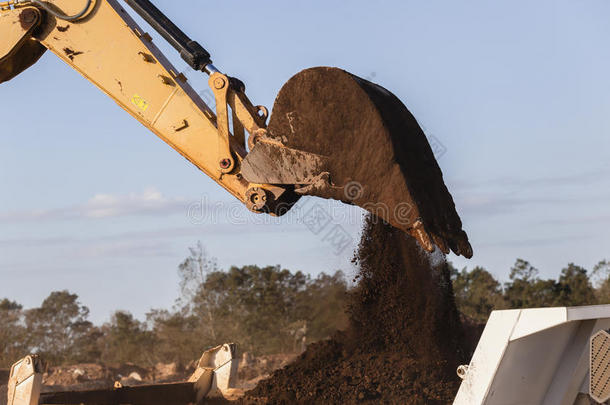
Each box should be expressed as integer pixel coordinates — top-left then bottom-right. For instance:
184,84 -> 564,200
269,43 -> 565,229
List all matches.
243,68 -> 475,403
246,216 -> 469,404
265,67 -> 472,258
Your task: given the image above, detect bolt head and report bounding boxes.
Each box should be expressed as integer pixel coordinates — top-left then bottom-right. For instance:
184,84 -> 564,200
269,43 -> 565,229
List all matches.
219,158 -> 231,169
214,78 -> 226,89
20,10 -> 36,25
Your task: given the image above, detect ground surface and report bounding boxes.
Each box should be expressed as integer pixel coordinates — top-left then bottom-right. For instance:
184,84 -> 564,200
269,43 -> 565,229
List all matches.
0,353 -> 296,405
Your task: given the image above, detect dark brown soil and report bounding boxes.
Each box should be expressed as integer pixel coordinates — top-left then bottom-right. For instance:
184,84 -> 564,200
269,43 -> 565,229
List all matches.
265,67 -> 471,258
244,69 -> 472,403
246,217 -> 468,404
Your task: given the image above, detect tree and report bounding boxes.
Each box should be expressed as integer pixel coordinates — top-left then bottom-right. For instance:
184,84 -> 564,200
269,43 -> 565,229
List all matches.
177,241 -> 218,312
147,309 -> 203,365
191,265 -> 310,354
299,271 -> 349,344
504,259 -> 561,308
452,266 -> 505,322
592,260 -> 610,304
556,263 -> 595,306
509,259 -> 539,282
101,311 -> 155,366
25,291 -> 93,364
0,299 -> 26,367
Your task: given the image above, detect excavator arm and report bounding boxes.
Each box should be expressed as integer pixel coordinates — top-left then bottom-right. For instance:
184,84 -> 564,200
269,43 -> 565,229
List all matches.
0,0 -> 295,214
0,0 -> 473,257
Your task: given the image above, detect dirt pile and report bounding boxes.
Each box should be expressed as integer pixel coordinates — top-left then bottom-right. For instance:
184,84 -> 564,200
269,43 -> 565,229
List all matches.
43,363 -> 114,389
247,216 -> 468,404
238,353 -> 297,391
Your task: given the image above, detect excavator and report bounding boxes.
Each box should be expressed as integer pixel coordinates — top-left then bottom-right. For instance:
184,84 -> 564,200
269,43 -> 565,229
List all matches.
0,0 -> 472,257
9,5 -> 610,405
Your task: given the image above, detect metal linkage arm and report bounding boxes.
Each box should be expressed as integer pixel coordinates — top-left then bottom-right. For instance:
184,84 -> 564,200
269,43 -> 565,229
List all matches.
124,0 -> 213,72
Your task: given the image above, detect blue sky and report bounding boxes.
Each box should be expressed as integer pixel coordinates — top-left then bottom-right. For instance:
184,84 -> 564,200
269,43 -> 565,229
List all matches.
2,0 -> 609,322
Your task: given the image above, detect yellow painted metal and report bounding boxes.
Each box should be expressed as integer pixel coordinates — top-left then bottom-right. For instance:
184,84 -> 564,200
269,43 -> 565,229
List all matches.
0,6 -> 46,83
0,1 -> 18,8
0,7 -> 40,60
25,0 -> 277,207
209,73 -> 235,174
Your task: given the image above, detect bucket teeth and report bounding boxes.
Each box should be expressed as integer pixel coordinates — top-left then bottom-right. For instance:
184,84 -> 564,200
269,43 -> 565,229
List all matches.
432,234 -> 450,255
457,232 -> 474,258
409,220 -> 435,253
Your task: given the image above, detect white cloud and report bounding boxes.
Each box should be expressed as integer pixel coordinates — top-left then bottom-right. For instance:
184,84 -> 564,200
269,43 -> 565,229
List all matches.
0,188 -> 187,223
74,239 -> 177,259
82,188 -> 184,219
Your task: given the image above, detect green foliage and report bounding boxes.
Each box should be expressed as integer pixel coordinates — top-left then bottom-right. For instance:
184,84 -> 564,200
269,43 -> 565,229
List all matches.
189,265 -> 346,355
556,263 -> 595,306
504,259 -> 560,308
453,259 -> 606,323
24,291 -> 94,364
451,266 -> 505,322
101,311 -> 155,366
146,309 -> 203,365
0,299 -> 26,368
593,261 -> 610,304
299,271 -> 349,343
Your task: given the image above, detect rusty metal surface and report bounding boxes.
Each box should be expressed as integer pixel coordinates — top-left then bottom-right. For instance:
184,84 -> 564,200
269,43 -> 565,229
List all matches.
242,142 -> 329,185
40,382 -> 196,405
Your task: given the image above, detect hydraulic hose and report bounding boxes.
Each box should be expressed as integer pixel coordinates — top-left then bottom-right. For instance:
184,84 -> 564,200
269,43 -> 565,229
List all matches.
23,0 -> 92,21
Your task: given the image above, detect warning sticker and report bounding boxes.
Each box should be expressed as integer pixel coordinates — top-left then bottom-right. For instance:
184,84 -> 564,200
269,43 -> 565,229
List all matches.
131,94 -> 149,111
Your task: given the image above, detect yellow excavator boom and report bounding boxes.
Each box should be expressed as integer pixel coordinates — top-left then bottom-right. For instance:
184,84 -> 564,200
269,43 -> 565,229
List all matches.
0,0 -> 473,257
1,0 -> 293,214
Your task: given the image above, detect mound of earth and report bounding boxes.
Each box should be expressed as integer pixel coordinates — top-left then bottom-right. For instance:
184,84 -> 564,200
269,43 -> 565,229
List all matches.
237,353 -> 297,391
247,216 -> 469,404
43,363 -> 114,389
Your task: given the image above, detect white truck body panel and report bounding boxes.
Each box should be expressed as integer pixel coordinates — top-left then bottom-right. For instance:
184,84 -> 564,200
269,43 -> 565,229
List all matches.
454,305 -> 610,405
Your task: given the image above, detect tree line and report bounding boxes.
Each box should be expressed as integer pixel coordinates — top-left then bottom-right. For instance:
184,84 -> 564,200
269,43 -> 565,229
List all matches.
0,243 -> 348,368
1,242 -> 608,368
451,259 -> 610,322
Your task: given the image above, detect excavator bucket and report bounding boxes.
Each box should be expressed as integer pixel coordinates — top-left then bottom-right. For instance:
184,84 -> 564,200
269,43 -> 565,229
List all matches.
242,67 -> 472,258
